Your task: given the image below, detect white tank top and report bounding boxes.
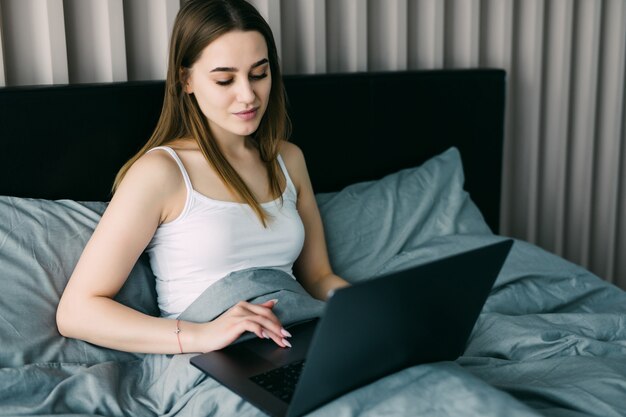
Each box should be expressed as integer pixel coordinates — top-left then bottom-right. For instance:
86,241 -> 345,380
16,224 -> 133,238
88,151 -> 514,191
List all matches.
145,146 -> 305,318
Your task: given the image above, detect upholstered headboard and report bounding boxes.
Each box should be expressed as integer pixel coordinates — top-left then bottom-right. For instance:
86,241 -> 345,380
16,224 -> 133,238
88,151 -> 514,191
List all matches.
0,69 -> 506,232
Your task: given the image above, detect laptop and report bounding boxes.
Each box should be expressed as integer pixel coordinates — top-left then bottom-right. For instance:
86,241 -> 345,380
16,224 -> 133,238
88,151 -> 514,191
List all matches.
190,239 -> 513,417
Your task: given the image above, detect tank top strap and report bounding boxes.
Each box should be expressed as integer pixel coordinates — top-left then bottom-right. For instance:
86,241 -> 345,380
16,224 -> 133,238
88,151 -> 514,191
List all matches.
276,154 -> 297,197
147,146 -> 194,194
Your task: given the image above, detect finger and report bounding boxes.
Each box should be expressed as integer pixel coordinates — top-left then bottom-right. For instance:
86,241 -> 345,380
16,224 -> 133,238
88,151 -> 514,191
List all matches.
228,301 -> 290,345
263,330 -> 291,348
238,304 -> 286,336
258,299 -> 278,308
238,316 -> 290,348
236,319 -> 266,340
244,301 -> 282,323
226,302 -> 273,324
245,313 -> 283,337
230,300 -> 275,317
239,320 -> 288,347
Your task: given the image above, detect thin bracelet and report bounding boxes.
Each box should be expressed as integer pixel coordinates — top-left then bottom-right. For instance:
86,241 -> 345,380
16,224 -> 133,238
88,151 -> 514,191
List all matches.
174,319 -> 183,354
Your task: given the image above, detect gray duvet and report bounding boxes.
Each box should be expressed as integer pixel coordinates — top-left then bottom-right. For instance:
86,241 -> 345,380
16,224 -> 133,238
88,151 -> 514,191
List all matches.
2,235 -> 626,417
2,148 -> 625,416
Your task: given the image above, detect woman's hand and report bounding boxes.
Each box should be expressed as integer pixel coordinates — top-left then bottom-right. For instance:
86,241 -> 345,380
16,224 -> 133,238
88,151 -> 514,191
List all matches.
194,299 -> 292,352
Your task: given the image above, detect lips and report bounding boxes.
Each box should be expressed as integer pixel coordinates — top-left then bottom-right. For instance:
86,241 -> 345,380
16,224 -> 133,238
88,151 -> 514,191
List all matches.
234,107 -> 258,121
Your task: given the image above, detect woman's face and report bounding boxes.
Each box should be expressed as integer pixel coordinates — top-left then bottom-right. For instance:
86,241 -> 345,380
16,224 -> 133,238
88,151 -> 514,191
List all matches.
185,30 -> 272,140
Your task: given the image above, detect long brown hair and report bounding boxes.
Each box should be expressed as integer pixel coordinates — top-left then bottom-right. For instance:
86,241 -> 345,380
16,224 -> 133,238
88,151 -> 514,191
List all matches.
113,0 -> 290,227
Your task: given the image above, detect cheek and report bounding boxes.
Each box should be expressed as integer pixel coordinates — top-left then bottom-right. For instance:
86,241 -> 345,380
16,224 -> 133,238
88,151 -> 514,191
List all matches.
194,86 -> 232,116
261,79 -> 272,99
257,82 -> 272,108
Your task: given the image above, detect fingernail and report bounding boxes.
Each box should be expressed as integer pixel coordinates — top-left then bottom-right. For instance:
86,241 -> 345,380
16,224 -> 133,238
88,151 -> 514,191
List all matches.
282,338 -> 292,348
269,299 -> 279,305
281,328 -> 292,338
262,331 -> 270,339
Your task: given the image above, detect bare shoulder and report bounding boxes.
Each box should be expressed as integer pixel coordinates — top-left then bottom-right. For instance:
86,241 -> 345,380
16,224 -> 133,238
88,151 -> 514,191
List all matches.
132,147 -> 180,173
111,149 -> 186,225
120,149 -> 182,195
278,141 -> 307,170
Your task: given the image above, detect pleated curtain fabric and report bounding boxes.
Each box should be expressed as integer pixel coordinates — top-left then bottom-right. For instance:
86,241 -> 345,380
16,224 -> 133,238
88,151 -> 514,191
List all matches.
0,0 -> 624,289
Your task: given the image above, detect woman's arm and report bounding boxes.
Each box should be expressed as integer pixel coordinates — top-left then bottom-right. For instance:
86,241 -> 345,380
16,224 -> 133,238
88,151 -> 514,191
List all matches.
281,143 -> 350,300
56,151 -> 290,353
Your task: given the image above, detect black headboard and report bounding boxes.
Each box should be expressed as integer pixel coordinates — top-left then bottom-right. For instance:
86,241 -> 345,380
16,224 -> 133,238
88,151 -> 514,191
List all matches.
0,69 -> 506,232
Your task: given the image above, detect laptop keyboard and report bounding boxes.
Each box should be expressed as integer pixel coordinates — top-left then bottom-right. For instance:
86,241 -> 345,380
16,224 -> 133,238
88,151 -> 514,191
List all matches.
250,359 -> 306,403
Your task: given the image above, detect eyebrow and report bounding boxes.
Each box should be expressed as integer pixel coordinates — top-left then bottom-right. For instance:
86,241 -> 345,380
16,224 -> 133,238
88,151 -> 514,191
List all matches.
210,58 -> 269,73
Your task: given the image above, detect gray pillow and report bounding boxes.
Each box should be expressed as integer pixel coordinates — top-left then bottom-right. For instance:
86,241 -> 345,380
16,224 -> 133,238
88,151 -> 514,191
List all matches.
316,147 -> 492,282
0,197 -> 158,367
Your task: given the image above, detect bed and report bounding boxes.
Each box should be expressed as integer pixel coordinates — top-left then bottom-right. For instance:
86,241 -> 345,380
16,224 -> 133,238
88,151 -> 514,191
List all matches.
1,69 -> 625,417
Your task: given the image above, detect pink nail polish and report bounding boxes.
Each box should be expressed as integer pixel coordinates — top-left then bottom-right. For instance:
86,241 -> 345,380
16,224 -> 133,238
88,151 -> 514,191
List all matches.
281,328 -> 292,338
282,338 -> 292,348
262,331 -> 270,339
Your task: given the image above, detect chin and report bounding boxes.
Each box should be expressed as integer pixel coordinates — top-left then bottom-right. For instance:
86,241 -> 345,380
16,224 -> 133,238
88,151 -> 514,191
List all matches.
236,123 -> 261,136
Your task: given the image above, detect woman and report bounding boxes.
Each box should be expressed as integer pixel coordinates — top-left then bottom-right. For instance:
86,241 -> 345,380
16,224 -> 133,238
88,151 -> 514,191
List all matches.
56,0 -> 348,354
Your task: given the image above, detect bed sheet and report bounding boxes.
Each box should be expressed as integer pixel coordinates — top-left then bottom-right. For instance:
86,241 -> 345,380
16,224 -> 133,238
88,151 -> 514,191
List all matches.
2,234 -> 625,417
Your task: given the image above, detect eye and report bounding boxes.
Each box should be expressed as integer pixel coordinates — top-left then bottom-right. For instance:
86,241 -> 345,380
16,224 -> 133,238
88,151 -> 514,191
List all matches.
250,72 -> 268,81
214,72 -> 267,87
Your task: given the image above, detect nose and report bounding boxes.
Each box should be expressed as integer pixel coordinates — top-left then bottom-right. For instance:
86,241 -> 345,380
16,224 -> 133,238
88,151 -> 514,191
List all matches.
236,78 -> 256,104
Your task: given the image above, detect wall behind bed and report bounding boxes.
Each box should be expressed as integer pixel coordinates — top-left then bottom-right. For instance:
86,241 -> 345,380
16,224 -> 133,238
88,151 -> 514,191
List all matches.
0,0 -> 624,290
